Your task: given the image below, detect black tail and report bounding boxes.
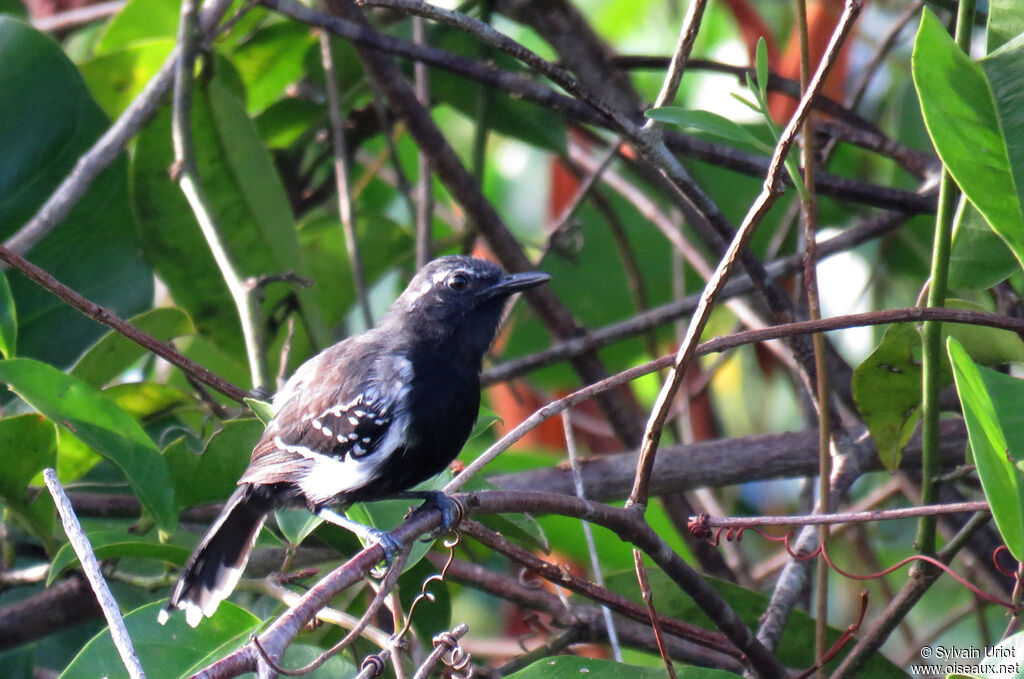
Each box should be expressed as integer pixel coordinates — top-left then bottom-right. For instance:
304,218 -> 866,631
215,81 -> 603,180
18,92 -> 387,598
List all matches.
160,485 -> 267,627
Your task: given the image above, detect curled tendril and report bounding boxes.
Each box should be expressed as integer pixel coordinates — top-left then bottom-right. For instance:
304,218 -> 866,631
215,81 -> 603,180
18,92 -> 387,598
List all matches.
516,612 -> 552,652
434,629 -> 473,679
697,523 -> 1018,612
517,567 -> 544,589
992,545 -> 1019,579
358,652 -> 388,679
395,529 -> 462,641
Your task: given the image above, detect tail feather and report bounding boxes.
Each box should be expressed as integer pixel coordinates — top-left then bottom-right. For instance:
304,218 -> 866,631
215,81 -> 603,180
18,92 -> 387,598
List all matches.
160,485 -> 267,627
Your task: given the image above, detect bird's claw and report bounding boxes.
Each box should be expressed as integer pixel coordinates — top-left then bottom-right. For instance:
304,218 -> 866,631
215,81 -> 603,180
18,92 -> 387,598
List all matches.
413,491 -> 464,541
366,528 -> 403,568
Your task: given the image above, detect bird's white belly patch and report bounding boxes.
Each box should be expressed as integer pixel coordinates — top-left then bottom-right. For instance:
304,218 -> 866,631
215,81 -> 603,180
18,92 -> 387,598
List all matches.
274,410 -> 410,505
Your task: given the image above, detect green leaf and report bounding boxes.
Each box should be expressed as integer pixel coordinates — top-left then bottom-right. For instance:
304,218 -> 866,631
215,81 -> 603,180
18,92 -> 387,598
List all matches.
71,307 -> 195,387
943,299 -> 1024,366
58,600 -> 260,679
93,0 -> 178,54
755,36 -> 770,103
80,40 -> 175,118
949,199 -> 1021,290
0,18 -> 153,369
645,107 -> 771,151
275,507 -> 323,546
851,324 -> 922,470
272,645 -> 357,679
913,10 -> 1024,272
132,74 -> 326,359
0,268 -> 16,357
0,358 -> 177,532
0,414 -> 56,542
986,0 -> 1024,52
231,22 -> 317,114
948,337 -> 1024,561
47,530 -> 191,585
164,419 -> 261,509
255,97 -> 322,149
245,396 -> 275,426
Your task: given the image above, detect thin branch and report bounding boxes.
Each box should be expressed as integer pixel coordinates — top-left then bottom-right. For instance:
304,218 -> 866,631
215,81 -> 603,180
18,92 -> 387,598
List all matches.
320,19 -> 374,328
649,0 -> 709,109
172,0 -> 269,392
626,0 -> 863,513
412,15 -> 434,269
44,469 -> 146,679
30,0 -> 125,33
697,502 -> 989,529
409,624 -> 469,679
0,245 -> 247,402
562,411 -> 621,661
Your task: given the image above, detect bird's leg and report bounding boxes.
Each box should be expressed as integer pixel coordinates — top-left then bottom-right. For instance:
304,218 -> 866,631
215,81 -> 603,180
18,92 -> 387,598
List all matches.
393,490 -> 464,538
316,507 -> 402,566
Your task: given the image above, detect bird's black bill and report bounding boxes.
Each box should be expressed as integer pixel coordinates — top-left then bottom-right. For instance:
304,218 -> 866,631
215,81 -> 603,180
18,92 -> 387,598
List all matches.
486,271 -> 551,297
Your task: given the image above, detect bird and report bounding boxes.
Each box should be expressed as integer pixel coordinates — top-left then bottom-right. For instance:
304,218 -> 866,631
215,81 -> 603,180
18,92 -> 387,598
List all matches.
160,255 -> 550,627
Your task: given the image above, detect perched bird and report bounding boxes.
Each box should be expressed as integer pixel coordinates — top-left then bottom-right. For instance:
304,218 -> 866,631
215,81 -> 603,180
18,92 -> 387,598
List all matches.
160,255 -> 549,627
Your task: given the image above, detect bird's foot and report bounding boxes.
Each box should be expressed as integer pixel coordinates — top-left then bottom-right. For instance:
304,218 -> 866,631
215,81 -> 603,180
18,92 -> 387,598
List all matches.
408,491 -> 464,540
364,527 -> 403,568
316,506 -> 404,569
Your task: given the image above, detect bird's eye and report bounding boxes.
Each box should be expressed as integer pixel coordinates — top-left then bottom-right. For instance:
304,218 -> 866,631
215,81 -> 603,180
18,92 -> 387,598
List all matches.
448,273 -> 469,291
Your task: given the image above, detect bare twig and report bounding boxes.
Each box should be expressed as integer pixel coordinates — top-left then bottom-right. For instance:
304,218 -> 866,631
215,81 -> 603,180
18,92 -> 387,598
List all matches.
412,15 -> 434,268
0,245 -> 247,402
696,502 -> 989,529
30,0 -> 125,33
561,411 -> 621,661
409,624 -> 470,679
320,18 -> 374,328
44,469 -> 146,679
172,0 -> 269,392
626,0 -> 863,514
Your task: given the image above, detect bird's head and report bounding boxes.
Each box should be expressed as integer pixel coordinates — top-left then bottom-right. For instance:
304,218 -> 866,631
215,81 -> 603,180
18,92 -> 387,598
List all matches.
383,255 -> 550,355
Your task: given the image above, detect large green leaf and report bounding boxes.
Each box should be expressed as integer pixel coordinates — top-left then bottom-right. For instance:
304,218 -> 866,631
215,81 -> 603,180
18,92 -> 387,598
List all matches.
0,413 -> 56,542
948,337 -> 1024,561
851,323 -> 922,471
47,529 -> 191,585
80,40 -> 175,118
231,22 -> 316,115
71,307 -> 195,387
0,18 -> 153,368
58,600 -> 260,679
0,359 -> 176,533
163,419 -> 261,509
93,0 -> 178,54
132,75 -> 325,358
948,200 -> 1020,291
913,10 -> 1024,272
987,0 -> 1024,52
